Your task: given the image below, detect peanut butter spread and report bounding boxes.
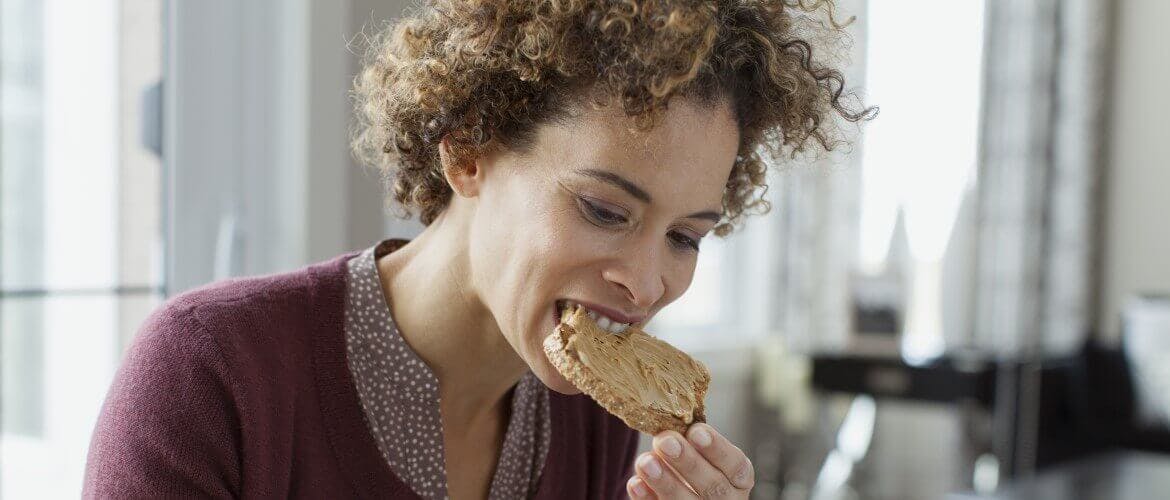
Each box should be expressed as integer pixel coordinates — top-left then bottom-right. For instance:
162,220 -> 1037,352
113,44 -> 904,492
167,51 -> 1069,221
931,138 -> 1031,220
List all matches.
556,305 -> 709,423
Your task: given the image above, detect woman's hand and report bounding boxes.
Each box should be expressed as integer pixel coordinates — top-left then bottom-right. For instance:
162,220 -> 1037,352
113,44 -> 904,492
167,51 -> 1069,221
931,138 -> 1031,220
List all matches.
626,423 -> 754,499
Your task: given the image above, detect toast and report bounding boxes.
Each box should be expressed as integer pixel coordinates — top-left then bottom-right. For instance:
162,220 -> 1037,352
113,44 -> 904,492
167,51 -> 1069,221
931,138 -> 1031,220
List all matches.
543,304 -> 710,435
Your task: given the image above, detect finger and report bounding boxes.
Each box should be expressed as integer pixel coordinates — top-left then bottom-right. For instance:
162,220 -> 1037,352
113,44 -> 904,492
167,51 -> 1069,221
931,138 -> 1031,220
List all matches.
686,423 -> 755,490
636,451 -> 697,499
653,431 -> 734,498
627,475 -> 657,499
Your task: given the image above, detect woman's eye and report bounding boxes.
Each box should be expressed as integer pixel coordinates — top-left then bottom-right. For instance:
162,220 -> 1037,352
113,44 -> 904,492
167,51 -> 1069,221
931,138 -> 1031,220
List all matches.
669,231 -> 701,252
578,197 -> 628,226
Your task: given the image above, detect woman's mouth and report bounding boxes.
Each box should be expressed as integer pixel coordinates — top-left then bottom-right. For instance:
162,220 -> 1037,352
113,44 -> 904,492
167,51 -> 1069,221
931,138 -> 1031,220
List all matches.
554,299 -> 632,334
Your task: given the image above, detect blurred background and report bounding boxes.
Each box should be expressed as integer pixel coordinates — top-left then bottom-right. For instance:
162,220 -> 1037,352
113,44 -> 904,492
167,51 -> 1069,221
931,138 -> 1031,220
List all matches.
2,0 -> 1168,498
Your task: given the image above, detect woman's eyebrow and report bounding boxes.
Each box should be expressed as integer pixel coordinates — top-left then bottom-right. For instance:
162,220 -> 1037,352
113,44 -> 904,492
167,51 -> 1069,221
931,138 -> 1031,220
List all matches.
685,211 -> 722,223
576,168 -> 722,223
576,168 -> 651,203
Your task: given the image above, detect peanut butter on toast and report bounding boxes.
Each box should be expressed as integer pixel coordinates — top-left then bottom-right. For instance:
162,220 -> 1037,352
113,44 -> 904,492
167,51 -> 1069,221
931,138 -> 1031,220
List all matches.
543,304 -> 710,435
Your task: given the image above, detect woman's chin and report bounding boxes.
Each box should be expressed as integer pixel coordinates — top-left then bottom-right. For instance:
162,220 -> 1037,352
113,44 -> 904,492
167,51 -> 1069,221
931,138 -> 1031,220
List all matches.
544,378 -> 583,395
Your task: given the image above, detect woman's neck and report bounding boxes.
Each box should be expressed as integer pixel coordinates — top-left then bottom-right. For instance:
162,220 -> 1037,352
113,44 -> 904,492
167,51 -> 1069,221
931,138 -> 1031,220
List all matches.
375,210 -> 529,431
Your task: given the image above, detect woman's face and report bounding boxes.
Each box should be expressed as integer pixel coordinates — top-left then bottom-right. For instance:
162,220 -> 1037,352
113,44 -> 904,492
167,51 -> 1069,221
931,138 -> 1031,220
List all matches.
460,98 -> 740,394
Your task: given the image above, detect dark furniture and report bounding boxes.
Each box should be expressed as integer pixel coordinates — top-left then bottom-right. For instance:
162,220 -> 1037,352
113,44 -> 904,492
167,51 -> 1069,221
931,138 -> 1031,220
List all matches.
810,339 -> 1170,477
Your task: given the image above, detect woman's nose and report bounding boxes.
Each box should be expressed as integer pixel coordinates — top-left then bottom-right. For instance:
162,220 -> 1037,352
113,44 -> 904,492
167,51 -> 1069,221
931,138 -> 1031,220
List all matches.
601,250 -> 666,311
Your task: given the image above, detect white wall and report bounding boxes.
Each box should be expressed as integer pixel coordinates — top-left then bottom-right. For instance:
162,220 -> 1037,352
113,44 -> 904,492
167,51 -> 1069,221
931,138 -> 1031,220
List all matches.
307,0 -> 425,256
1099,0 -> 1170,341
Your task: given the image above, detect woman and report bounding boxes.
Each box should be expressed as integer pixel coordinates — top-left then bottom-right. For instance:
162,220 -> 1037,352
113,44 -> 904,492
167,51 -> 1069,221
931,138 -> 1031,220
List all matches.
84,0 -> 871,498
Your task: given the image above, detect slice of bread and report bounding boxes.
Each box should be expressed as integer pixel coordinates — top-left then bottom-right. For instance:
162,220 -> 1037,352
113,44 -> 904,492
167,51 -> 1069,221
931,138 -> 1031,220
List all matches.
543,304 -> 710,435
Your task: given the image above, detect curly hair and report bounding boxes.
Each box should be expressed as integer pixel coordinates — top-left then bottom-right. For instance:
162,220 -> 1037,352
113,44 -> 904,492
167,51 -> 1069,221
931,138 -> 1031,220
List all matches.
352,0 -> 876,236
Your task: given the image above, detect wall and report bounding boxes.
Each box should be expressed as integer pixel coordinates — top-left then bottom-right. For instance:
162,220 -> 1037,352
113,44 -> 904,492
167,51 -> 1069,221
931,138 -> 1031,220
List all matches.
348,0 -> 427,240
1100,0 -> 1170,341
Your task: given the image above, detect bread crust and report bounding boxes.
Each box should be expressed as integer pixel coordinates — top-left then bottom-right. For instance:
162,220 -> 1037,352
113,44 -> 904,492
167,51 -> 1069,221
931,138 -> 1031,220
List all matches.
543,320 -> 709,435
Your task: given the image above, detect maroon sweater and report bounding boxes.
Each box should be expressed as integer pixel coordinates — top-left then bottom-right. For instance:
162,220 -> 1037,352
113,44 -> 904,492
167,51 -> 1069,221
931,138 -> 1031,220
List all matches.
83,251 -> 639,499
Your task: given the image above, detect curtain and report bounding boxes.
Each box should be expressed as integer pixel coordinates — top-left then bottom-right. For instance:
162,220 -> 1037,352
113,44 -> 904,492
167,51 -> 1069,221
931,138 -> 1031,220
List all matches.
976,0 -> 1111,477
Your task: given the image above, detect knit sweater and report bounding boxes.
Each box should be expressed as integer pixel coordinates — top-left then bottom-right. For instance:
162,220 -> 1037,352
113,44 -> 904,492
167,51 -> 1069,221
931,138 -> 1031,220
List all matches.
82,250 -> 639,499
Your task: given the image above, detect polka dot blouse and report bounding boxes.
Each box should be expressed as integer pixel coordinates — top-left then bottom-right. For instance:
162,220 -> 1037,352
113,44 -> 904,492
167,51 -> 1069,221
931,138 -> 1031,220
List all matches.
344,239 -> 552,499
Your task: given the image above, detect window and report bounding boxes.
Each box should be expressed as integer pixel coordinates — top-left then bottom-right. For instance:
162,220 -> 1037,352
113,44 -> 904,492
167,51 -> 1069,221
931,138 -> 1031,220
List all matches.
0,0 -> 163,496
856,0 -> 985,361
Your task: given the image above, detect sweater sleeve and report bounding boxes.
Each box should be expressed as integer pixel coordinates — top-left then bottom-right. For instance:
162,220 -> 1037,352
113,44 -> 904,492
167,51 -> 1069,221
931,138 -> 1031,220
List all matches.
83,303 -> 242,499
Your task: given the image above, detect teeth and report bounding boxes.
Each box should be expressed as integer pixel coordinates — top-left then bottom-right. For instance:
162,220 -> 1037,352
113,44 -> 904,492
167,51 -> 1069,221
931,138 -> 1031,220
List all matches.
605,321 -> 631,334
565,300 -> 631,334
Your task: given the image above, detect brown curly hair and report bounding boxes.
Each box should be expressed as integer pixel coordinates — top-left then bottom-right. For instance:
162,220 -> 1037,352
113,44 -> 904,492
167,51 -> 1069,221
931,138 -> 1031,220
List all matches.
352,0 -> 876,236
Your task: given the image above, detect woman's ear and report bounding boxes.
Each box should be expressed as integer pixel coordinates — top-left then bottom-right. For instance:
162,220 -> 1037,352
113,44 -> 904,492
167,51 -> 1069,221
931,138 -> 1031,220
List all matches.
439,136 -> 482,198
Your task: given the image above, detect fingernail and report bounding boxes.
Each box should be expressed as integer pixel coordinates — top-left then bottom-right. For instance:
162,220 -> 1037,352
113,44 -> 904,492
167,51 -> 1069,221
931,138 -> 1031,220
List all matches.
660,436 -> 682,458
689,426 -> 712,447
638,454 -> 663,479
631,478 -> 650,497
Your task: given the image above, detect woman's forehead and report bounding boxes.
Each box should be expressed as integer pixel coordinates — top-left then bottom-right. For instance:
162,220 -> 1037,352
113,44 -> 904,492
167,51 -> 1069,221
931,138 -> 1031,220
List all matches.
530,99 -> 738,211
